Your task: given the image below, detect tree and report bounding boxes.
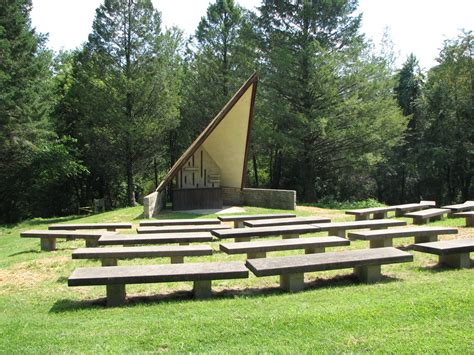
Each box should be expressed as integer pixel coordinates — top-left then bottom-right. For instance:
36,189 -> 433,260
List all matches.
257,0 -> 406,201
0,0 -> 85,222
61,0 -> 183,206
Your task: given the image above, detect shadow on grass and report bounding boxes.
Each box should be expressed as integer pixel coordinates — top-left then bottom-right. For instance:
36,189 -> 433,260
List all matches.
50,273 -> 401,312
416,260 -> 473,273
8,249 -> 42,257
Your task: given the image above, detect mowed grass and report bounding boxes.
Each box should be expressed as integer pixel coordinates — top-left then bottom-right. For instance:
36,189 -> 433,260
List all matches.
0,206 -> 473,353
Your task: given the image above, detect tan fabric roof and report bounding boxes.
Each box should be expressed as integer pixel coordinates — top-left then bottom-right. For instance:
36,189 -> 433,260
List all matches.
157,72 -> 258,192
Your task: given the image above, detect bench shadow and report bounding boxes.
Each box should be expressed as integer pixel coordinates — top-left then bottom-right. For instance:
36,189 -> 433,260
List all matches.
8,249 -> 42,257
416,260 -> 473,273
50,274 -> 401,312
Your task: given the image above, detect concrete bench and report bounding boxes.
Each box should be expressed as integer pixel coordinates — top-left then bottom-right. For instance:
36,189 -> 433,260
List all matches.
345,206 -> 395,220
246,247 -> 413,291
413,238 -> 473,268
68,261 -> 249,306
220,236 -> 349,259
72,245 -> 213,265
453,211 -> 474,227
48,223 -> 132,231
441,200 -> 474,214
348,226 -> 458,248
139,219 -> 221,227
218,213 -> 296,228
21,230 -> 118,251
98,232 -> 214,246
244,216 -> 330,228
212,224 -> 320,242
311,220 -> 407,238
405,208 -> 450,224
393,201 -> 436,217
136,224 -> 229,234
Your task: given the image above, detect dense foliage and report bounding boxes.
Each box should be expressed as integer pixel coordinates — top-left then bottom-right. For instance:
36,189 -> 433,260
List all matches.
0,0 -> 472,222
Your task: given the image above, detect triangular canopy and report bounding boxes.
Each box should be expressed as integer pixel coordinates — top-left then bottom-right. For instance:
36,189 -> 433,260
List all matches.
157,72 -> 258,192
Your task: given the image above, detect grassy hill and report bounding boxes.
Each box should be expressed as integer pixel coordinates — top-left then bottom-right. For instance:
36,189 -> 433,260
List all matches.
0,206 -> 472,353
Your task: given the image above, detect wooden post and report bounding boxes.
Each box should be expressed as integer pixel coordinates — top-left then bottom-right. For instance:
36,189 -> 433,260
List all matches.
247,251 -> 266,259
106,284 -> 126,307
280,273 -> 305,292
369,239 -> 393,248
354,265 -> 381,283
414,235 -> 437,244
282,233 -> 299,239
40,238 -> 56,251
193,280 -> 212,299
305,247 -> 325,254
101,258 -> 118,266
439,254 -> 471,269
170,255 -> 184,264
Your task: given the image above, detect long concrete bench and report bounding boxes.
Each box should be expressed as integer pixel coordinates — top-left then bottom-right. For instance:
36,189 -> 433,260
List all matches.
393,201 -> 436,217
348,226 -> 458,248
413,238 -> 473,268
246,247 -> 413,291
345,206 -> 395,220
220,236 -> 349,259
21,230 -> 118,251
68,261 -> 249,306
405,208 -> 450,224
311,220 -> 407,238
48,223 -> 132,231
98,232 -> 214,246
72,245 -> 213,265
441,200 -> 474,214
137,224 -> 229,234
212,224 -> 320,242
218,213 -> 296,228
244,216 -> 330,228
139,219 -> 221,227
453,211 -> 474,227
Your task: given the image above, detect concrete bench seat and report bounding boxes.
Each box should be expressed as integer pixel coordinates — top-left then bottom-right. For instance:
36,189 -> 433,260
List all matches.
453,211 -> 474,227
441,200 -> 474,214
413,238 -> 474,268
21,230 -> 118,251
220,236 -> 349,259
98,232 -> 214,246
137,224 -> 229,234
244,216 -> 330,228
246,247 -> 413,291
311,220 -> 407,238
72,245 -> 213,265
346,206 -> 395,220
348,226 -> 458,248
212,224 -> 320,242
393,201 -> 436,217
48,223 -> 132,231
139,219 -> 221,227
405,208 -> 450,224
218,213 -> 296,228
68,261 -> 249,306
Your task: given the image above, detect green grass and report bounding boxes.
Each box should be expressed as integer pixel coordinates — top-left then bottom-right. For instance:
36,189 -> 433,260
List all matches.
0,206 -> 473,353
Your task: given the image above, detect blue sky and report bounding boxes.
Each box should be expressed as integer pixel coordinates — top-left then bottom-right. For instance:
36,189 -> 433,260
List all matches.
31,0 -> 473,70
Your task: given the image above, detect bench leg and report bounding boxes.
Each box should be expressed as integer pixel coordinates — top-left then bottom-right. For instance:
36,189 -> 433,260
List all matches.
101,258 -> 118,266
85,238 -> 98,247
395,210 -> 403,217
106,284 -> 126,307
179,242 -> 190,246
247,251 -> 266,259
413,217 -> 426,225
40,238 -> 56,251
283,233 -> 299,239
465,216 -> 474,227
439,253 -> 471,269
355,215 -> 369,221
354,265 -> 382,283
170,255 -> 184,263
106,228 -> 116,232
234,221 -> 244,228
369,239 -> 393,248
235,237 -> 251,242
305,247 -> 325,254
193,280 -> 212,299
334,229 -> 346,238
414,235 -> 438,244
373,212 -> 387,219
280,273 -> 305,292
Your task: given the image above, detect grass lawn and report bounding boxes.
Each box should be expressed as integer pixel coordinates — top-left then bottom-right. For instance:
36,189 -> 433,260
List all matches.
0,206 -> 473,353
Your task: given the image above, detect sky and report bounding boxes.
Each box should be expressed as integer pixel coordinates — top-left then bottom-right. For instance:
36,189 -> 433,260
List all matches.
30,0 -> 473,71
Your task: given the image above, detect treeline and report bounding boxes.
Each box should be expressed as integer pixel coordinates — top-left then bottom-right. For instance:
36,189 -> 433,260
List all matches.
1,0 -> 472,223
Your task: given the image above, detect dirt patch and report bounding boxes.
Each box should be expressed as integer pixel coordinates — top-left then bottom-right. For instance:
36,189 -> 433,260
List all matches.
0,256 -> 69,294
296,205 -> 349,221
